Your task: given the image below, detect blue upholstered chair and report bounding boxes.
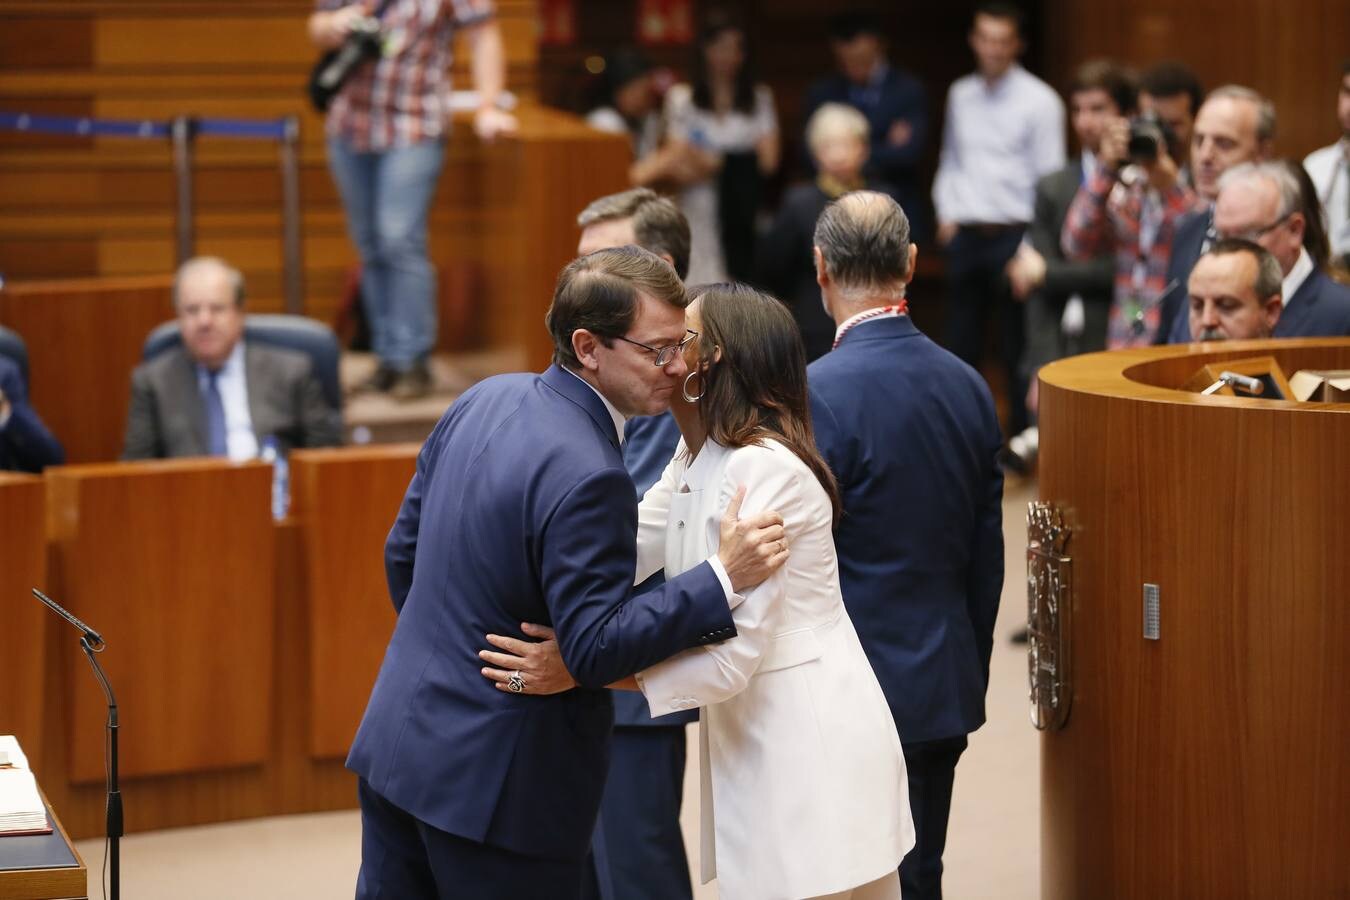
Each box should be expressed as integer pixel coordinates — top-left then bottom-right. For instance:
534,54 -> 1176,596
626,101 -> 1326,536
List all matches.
142,314 -> 343,411
0,325 -> 29,382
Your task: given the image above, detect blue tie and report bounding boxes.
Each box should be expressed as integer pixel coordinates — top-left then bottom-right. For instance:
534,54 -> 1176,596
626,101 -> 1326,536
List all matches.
204,370 -> 227,457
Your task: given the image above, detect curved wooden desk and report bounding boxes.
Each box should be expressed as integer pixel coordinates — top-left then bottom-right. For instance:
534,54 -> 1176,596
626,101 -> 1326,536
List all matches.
1036,338 -> 1349,898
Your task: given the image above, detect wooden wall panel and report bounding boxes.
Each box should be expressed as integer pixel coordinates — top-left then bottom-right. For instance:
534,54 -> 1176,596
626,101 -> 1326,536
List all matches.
1037,337 -> 1349,898
45,460 -> 276,784
0,0 -> 548,330
0,475 -> 48,769
0,276 -> 173,464
1042,0 -> 1349,160
289,445 -> 417,759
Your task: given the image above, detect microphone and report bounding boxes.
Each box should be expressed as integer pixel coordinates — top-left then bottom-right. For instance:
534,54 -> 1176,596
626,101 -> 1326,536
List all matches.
1200,371 -> 1265,396
1219,371 -> 1264,395
31,587 -> 106,650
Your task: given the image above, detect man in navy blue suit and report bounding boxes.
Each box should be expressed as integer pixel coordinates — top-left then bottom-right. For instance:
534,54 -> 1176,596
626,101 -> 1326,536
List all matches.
807,192 -> 1004,900
574,187 -> 695,900
347,246 -> 787,899
803,11 -> 929,241
1167,161 -> 1350,342
0,355 -> 64,472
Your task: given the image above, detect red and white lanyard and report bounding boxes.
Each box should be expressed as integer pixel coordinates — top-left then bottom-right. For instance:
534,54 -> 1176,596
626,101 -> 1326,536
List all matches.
832,302 -> 908,349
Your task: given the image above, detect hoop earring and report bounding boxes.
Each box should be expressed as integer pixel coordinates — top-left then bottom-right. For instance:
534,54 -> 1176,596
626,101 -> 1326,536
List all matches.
682,370 -> 705,403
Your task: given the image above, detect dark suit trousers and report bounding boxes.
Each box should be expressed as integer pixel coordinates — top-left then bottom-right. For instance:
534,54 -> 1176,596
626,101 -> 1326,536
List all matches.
898,735 -> 969,900
357,778 -> 585,900
944,227 -> 1028,437
585,726 -> 692,900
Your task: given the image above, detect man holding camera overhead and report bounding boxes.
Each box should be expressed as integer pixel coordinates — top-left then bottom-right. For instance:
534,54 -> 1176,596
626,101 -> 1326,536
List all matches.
308,0 -> 516,401
1059,77 -> 1201,348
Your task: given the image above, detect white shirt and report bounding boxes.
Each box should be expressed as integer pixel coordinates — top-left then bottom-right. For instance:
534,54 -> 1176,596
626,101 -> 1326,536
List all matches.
932,65 -> 1066,225
1305,140 -> 1350,258
1281,246 -> 1315,309
197,342 -> 257,461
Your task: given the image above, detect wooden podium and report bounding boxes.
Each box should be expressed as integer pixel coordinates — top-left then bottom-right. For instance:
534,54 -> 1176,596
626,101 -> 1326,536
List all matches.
1034,338 -> 1349,898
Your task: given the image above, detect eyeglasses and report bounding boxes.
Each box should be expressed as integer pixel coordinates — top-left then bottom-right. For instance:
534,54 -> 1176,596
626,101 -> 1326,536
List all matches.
614,329 -> 699,367
1215,212 -> 1293,243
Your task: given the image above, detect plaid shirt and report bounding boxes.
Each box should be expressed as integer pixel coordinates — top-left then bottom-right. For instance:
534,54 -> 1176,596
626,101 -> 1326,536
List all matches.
319,0 -> 494,151
1061,162 -> 1198,348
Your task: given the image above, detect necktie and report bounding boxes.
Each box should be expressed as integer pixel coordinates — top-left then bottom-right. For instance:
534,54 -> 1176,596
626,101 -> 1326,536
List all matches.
204,370 -> 227,457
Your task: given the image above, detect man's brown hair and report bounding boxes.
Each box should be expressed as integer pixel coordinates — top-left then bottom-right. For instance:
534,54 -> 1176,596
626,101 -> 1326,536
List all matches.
546,245 -> 687,370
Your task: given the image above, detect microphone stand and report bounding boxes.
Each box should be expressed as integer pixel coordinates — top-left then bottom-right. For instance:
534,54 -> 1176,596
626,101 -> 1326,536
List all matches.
32,589 -> 120,900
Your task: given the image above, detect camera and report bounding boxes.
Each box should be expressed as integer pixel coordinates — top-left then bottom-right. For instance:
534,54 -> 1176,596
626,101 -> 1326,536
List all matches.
308,17 -> 383,112
1127,111 -> 1177,163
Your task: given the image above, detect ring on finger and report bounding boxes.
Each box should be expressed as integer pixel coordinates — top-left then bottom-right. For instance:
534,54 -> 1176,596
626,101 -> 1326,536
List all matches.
507,671 -> 526,694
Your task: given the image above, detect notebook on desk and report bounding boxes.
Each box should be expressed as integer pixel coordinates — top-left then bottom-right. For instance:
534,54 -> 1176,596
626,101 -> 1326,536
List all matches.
0,736 -> 51,837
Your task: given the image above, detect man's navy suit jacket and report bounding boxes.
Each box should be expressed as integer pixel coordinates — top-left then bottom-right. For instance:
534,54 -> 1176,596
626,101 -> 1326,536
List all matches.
1156,209 -> 1210,344
808,316 -> 1004,744
347,365 -> 735,862
0,356 -> 64,472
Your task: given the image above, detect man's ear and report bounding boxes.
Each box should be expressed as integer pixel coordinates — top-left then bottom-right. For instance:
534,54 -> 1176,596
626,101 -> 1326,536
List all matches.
659,252 -> 677,272
904,243 -> 918,282
1263,294 -> 1283,334
572,329 -> 601,372
813,246 -> 829,289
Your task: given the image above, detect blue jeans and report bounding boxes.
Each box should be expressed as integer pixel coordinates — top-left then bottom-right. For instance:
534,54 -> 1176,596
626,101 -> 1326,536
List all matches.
327,137 -> 444,371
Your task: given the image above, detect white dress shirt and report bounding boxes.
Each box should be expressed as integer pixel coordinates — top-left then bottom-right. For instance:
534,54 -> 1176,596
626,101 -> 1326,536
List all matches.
197,342 -> 258,461
1305,140 -> 1350,258
933,64 -> 1066,226
1281,246 -> 1314,308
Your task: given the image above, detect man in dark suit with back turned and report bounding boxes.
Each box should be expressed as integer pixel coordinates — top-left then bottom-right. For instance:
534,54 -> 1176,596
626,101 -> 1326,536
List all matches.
0,356 -> 64,472
808,192 -> 1004,900
347,246 -> 788,899
122,257 -> 341,460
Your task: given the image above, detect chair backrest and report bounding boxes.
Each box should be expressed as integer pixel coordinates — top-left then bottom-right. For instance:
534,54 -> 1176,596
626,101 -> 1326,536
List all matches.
142,314 -> 343,410
0,324 -> 29,383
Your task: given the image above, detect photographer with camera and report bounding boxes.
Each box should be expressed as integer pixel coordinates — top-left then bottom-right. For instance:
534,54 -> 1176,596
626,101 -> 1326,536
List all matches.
1060,80 -> 1200,348
308,0 -> 517,400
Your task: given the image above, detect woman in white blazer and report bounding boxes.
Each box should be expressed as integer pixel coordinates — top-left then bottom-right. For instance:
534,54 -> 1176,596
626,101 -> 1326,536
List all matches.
483,284 -> 915,899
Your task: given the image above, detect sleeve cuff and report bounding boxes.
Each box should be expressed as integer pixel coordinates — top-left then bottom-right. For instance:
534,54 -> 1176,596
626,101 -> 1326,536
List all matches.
707,556 -> 746,611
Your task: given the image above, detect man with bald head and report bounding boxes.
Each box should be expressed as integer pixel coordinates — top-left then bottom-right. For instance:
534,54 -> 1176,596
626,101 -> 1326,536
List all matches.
809,191 -> 1003,900
1156,85 -> 1277,341
1167,162 -> 1350,341
122,256 -> 342,459
1183,239 -> 1284,342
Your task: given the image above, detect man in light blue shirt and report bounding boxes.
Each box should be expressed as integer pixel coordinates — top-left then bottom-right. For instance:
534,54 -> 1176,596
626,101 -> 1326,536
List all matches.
932,2 -> 1064,447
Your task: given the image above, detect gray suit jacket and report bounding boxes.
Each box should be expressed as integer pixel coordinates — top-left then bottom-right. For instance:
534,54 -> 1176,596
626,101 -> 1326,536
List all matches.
1022,159 -> 1114,376
122,343 -> 342,460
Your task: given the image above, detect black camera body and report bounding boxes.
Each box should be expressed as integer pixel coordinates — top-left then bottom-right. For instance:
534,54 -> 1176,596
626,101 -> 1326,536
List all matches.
308,17 -> 383,113
1127,112 -> 1177,164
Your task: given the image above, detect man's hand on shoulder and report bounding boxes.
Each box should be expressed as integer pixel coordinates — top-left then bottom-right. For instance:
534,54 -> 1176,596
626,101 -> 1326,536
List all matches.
717,486 -> 788,594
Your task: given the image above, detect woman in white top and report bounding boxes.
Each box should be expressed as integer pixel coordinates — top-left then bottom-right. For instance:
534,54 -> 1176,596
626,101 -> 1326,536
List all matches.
664,13 -> 780,284
484,284 -> 914,900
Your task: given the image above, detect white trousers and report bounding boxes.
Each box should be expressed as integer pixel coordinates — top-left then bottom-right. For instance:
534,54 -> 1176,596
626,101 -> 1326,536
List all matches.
809,869 -> 902,900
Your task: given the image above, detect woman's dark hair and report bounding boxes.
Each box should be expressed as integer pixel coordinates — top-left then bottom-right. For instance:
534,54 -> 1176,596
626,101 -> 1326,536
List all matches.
1283,158 -> 1331,269
690,10 -> 756,115
690,283 -> 841,521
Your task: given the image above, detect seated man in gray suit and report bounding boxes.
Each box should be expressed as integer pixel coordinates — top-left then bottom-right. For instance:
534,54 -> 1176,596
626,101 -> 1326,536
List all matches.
122,257 -> 342,460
